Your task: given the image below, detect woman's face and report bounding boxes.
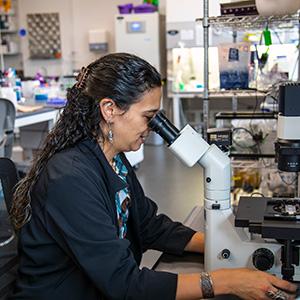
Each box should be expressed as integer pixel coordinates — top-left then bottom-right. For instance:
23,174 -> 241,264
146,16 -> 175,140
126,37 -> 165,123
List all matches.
112,87 -> 161,153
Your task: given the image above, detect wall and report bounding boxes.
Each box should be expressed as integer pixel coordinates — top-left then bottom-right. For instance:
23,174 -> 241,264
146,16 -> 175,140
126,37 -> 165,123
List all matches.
71,0 -> 141,70
18,0 -> 167,76
166,0 -> 220,23
18,0 -> 74,77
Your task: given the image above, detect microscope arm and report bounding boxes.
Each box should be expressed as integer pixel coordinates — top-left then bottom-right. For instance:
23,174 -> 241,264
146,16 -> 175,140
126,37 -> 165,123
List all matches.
149,111 -> 300,277
167,124 -> 231,210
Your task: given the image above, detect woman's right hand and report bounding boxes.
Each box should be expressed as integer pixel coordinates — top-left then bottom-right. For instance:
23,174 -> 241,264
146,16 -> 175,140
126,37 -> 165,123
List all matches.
210,268 -> 297,300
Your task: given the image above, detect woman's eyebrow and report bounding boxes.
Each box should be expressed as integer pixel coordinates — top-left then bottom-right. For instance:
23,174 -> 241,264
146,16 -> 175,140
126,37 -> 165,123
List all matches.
144,109 -> 159,114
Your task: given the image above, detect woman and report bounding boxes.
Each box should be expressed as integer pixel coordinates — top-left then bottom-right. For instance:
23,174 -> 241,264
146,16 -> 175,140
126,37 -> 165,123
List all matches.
10,53 -> 296,300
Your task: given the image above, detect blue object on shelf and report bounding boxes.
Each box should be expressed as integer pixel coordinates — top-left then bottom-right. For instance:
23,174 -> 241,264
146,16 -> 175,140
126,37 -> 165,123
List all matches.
35,94 -> 48,101
19,28 -> 27,37
46,97 -> 67,107
133,3 -> 157,13
220,71 -> 249,90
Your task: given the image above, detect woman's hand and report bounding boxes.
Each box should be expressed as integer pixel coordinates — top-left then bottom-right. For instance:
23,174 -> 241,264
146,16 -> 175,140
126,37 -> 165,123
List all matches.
211,268 -> 297,300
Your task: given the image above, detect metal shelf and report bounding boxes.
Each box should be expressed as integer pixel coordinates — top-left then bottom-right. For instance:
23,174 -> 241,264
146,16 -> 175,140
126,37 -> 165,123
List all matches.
3,52 -> 20,56
168,89 -> 267,99
0,29 -> 17,34
0,12 -> 15,16
196,14 -> 300,30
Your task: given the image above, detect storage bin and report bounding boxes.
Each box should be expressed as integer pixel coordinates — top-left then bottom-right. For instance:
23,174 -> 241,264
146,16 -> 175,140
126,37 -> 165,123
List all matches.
118,4 -> 133,14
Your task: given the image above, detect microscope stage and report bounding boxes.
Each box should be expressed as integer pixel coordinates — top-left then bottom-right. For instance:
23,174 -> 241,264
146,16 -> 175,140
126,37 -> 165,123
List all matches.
235,197 -> 300,240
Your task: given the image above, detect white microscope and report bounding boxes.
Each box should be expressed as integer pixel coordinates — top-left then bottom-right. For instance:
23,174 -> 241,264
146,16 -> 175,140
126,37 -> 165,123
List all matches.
149,91 -> 300,282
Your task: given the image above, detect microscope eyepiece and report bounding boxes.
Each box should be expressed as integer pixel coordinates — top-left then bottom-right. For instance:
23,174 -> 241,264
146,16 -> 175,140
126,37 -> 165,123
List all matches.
148,111 -> 180,145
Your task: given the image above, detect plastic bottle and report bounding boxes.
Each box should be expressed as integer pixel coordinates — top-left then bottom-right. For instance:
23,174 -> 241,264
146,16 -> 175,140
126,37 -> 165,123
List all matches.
174,67 -> 185,92
15,77 -> 22,101
6,68 -> 16,87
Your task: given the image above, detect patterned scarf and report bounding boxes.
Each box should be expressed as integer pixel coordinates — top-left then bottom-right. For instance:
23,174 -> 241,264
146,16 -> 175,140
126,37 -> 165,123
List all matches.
112,155 -> 130,239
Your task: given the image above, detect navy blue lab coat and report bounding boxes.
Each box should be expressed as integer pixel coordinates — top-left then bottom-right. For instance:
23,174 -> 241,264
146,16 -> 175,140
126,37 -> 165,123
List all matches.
11,139 -> 196,300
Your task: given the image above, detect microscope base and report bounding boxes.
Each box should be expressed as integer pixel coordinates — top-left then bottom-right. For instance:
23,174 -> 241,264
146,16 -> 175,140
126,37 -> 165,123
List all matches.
204,202 -> 300,280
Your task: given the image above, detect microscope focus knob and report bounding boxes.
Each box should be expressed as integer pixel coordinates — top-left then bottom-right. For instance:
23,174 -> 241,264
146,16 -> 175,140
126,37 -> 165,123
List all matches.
221,249 -> 231,259
252,248 -> 275,271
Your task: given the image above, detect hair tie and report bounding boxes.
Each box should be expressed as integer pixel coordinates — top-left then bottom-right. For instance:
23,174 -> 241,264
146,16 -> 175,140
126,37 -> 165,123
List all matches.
75,66 -> 90,90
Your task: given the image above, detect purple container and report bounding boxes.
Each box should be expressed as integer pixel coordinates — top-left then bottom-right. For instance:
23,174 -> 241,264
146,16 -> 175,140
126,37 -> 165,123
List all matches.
133,3 -> 157,13
118,3 -> 133,14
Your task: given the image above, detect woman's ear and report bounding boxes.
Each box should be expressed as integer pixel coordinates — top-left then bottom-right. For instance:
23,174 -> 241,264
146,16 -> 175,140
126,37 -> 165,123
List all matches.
99,98 -> 116,122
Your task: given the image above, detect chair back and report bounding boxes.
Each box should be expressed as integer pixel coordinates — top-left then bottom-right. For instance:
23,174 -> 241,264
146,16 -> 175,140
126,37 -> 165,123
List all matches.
0,158 -> 19,213
0,158 -> 19,247
0,98 -> 16,158
0,158 -> 19,297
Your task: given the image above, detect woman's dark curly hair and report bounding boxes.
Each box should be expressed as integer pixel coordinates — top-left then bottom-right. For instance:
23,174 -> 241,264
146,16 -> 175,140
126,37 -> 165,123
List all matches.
11,53 -> 161,229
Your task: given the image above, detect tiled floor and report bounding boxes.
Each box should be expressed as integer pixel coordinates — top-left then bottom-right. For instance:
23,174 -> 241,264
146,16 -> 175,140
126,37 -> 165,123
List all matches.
135,144 -> 204,268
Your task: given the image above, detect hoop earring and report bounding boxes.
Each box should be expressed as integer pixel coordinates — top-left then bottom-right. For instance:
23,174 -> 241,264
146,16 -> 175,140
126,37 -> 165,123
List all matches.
107,122 -> 113,144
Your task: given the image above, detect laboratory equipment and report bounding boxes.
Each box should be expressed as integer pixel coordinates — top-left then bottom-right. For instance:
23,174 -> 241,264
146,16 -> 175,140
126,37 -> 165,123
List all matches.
166,0 -> 220,93
275,83 -> 300,173
149,105 -> 300,280
88,29 -> 108,52
115,12 -> 165,77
